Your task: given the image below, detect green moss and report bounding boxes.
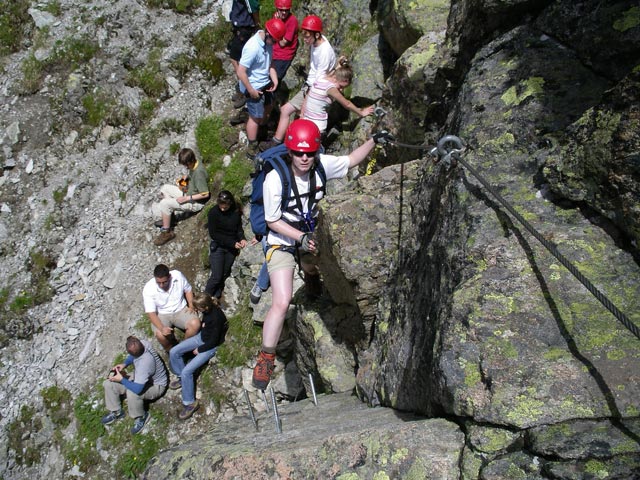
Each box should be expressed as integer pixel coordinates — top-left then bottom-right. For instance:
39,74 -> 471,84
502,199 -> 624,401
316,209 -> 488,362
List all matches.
372,472 -> 390,480
463,360 -> 481,387
613,6 -> 640,32
506,463 -> 528,479
391,447 -> 408,464
336,474 -> 360,480
501,77 -> 545,106
584,459 -> 609,479
405,458 -> 430,479
505,388 -> 545,425
543,347 -> 569,361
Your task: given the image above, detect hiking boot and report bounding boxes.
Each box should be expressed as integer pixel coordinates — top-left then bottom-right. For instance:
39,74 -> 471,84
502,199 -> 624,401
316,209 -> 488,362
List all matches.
169,379 -> 182,390
252,350 -> 276,390
178,401 -> 200,420
232,91 -> 246,109
258,138 -> 282,152
249,282 -> 264,305
229,110 -> 248,126
101,409 -> 125,425
154,219 -> 164,228
154,229 -> 175,246
246,141 -> 259,160
130,411 -> 149,434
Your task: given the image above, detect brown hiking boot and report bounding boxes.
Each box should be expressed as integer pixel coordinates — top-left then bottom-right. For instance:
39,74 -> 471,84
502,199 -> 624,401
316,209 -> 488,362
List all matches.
258,138 -> 282,152
246,141 -> 259,160
252,350 -> 276,390
154,229 -> 176,246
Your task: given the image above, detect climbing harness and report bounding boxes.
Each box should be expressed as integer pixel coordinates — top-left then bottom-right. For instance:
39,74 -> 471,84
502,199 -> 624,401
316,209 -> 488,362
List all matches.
384,134 -> 639,340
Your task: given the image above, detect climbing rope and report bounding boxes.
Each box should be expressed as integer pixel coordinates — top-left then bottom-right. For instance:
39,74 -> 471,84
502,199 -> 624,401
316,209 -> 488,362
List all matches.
393,134 -> 640,340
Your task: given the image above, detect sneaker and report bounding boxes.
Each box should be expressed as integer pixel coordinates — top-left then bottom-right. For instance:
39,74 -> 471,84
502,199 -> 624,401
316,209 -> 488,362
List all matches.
169,379 -> 182,390
232,91 -> 246,109
258,138 -> 282,152
229,110 -> 248,126
249,282 -> 263,305
101,409 -> 125,425
252,350 -> 276,390
178,401 -> 200,420
154,229 -> 175,246
130,411 -> 150,434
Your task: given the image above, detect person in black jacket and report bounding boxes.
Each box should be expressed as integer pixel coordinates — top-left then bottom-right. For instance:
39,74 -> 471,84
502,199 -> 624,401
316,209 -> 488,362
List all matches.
205,191 -> 247,299
169,292 -> 228,420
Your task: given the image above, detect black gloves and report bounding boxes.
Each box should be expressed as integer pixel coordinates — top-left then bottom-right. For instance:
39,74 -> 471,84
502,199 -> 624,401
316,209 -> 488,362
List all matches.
299,233 -> 313,252
372,130 -> 395,145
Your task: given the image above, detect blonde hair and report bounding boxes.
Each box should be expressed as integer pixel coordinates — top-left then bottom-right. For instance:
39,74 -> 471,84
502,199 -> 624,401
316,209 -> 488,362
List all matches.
192,292 -> 219,312
331,56 -> 353,84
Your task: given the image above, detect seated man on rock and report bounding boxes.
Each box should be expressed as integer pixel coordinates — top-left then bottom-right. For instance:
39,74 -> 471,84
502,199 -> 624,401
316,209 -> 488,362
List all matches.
101,335 -> 168,434
151,147 -> 210,246
142,264 -> 201,352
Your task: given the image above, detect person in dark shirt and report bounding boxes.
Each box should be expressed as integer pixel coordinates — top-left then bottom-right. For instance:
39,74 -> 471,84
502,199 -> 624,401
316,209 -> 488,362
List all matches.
205,190 -> 247,299
169,293 -> 228,420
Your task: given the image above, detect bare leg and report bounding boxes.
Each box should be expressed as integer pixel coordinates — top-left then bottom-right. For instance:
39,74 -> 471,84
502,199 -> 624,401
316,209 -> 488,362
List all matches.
261,267 -> 294,349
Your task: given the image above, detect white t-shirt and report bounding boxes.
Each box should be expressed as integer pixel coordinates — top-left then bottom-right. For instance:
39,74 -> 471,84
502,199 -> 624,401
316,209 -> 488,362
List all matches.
142,270 -> 192,314
264,154 -> 350,246
307,36 -> 336,87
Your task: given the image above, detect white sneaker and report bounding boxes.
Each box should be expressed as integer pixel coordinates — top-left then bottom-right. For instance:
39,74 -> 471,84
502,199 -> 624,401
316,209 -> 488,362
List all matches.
250,282 -> 263,305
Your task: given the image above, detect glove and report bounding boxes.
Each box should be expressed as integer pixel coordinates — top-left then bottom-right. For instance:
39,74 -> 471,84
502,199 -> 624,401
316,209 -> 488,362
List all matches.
372,130 -> 394,145
299,233 -> 314,253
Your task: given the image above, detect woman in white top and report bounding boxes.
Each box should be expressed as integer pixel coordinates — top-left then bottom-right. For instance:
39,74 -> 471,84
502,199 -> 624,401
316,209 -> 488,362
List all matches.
302,56 -> 375,134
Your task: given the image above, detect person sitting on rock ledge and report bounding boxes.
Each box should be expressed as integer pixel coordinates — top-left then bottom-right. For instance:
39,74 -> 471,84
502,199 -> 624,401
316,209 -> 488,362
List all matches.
142,264 -> 201,352
151,147 -> 210,246
101,335 -> 168,434
169,292 -> 228,420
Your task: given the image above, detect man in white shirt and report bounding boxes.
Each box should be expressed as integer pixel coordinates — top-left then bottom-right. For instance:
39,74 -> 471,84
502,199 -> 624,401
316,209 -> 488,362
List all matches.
142,264 -> 201,351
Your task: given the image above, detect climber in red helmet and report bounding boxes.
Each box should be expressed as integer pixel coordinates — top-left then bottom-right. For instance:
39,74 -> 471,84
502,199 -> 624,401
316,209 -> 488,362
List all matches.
271,0 -> 298,84
251,119 -> 394,390
259,14 -> 336,152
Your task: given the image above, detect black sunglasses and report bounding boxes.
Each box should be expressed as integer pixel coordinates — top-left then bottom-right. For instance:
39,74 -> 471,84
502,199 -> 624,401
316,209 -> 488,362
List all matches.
290,150 -> 318,157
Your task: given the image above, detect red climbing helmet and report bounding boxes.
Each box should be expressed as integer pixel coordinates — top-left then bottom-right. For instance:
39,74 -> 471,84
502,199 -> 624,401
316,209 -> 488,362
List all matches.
301,15 -> 323,33
265,18 -> 286,42
285,119 -> 322,153
274,0 -> 292,9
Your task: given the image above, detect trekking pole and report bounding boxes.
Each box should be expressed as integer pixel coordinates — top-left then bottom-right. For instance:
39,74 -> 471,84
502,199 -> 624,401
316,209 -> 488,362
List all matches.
244,389 -> 258,431
261,389 -> 270,412
270,387 -> 282,434
308,373 -> 318,406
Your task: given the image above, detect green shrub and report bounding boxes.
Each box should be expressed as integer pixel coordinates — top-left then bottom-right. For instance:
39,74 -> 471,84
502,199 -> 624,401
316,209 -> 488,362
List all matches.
134,314 -> 153,337
21,54 -> 46,94
195,114 -> 233,164
127,49 -> 167,99
64,392 -> 105,471
145,0 -> 203,13
221,153 -> 253,199
82,91 -> 127,127
7,405 -> 43,467
192,17 -> 229,81
41,385 -> 73,428
140,117 -> 184,151
53,185 -> 68,204
43,1 -> 62,16
138,97 -> 157,124
9,292 -> 34,314
216,302 -> 261,367
169,142 -> 181,155
0,0 -> 32,55
115,431 -> 167,478
52,35 -> 99,69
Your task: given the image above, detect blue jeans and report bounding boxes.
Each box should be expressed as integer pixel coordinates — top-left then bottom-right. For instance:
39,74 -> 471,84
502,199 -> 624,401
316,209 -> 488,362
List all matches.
169,333 -> 217,405
257,237 -> 271,291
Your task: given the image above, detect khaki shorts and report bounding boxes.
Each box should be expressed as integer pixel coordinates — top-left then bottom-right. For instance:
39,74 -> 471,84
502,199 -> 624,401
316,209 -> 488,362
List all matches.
288,89 -> 305,110
267,248 -> 317,274
153,306 -> 198,333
